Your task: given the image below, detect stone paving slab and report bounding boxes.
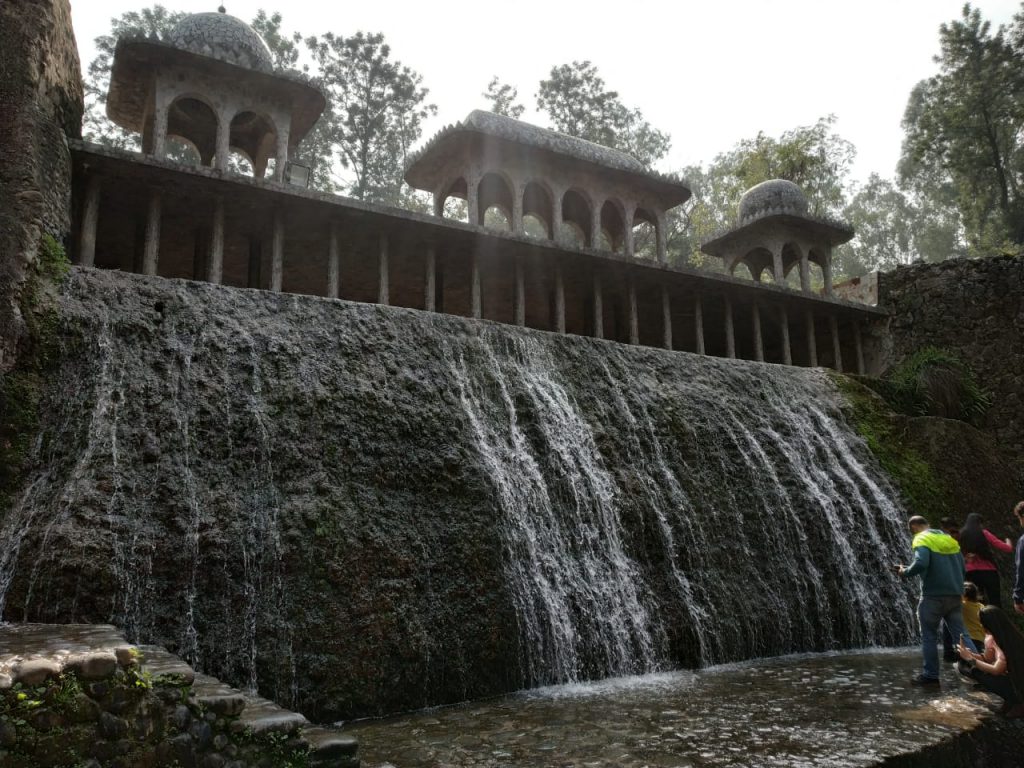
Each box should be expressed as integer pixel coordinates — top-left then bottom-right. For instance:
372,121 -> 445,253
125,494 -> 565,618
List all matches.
0,623 -> 134,688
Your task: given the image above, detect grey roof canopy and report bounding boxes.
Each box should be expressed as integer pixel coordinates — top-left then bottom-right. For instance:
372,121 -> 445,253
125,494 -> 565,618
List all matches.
701,179 -> 854,257
405,110 -> 691,208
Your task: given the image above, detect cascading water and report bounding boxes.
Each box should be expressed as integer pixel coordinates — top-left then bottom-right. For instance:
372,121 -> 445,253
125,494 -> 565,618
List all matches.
0,269 -> 918,718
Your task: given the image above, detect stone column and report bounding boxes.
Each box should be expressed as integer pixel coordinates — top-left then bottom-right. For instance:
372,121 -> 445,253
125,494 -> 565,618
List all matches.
208,197 -> 225,284
142,190 -> 161,276
551,187 -> 564,243
662,286 -> 672,351
327,221 -> 340,299
695,296 -> 705,355
822,248 -> 834,297
800,252 -> 811,292
270,208 -> 286,292
591,204 -> 602,250
724,296 -> 736,359
425,245 -> 436,312
780,306 -> 792,366
772,244 -> 784,284
467,175 -> 480,227
623,207 -> 635,258
593,271 -> 603,340
628,277 -> 639,345
854,323 -> 865,375
655,211 -> 668,264
805,309 -> 818,367
432,191 -> 444,217
377,232 -> 389,305
512,184 -> 524,235
246,236 -> 260,288
79,174 -> 101,267
471,252 -> 482,319
515,256 -> 525,326
753,301 -> 764,362
273,127 -> 290,183
151,90 -> 171,159
214,110 -> 230,171
830,315 -> 843,372
555,262 -> 565,333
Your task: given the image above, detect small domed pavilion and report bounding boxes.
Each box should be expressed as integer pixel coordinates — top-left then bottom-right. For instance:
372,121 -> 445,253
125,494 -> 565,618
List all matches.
700,179 -> 854,296
106,7 -> 324,179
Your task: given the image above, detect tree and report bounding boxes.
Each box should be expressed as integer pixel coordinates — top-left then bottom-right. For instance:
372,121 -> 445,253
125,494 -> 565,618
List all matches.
306,31 -> 436,206
536,61 -> 670,167
482,77 -> 525,119
900,4 -> 1024,251
83,5 -> 186,150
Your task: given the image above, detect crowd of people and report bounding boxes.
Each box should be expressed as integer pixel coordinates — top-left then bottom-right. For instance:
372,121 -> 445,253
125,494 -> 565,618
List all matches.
895,502 -> 1024,718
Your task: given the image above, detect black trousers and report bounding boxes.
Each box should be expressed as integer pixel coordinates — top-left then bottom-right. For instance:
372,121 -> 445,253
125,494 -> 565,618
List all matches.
966,569 -> 1002,608
963,663 -> 1019,705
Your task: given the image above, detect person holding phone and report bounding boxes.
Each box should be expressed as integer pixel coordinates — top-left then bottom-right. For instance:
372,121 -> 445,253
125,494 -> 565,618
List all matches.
957,605 -> 1024,718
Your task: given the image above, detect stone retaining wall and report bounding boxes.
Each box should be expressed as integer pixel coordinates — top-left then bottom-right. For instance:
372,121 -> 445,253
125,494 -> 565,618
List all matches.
0,624 -> 358,768
878,254 -> 1024,457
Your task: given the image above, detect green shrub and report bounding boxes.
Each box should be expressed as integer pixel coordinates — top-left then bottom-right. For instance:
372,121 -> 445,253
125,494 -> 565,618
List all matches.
884,347 -> 991,423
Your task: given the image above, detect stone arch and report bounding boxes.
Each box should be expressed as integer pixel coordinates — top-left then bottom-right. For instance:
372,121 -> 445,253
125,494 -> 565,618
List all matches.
229,109 -> 279,178
522,180 -> 554,238
439,177 -> 469,222
561,189 -> 593,247
166,93 -> 220,165
740,246 -> 774,282
599,199 -> 626,252
632,207 -> 658,259
478,171 -> 515,224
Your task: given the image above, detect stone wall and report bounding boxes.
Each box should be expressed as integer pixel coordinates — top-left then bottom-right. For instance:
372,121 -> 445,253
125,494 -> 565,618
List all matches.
877,254 -> 1024,457
0,0 -> 82,371
0,624 -> 358,768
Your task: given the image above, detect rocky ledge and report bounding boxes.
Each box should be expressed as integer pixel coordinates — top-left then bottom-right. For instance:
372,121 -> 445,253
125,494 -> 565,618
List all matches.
0,623 -> 358,767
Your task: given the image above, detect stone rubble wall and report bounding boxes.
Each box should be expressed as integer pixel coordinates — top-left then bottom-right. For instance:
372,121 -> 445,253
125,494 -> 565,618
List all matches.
0,0 -> 82,372
877,254 -> 1024,458
0,624 -> 358,768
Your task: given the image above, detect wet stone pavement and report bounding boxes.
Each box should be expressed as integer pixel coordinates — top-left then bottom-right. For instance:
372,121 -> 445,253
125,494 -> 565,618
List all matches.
343,649 -> 1014,767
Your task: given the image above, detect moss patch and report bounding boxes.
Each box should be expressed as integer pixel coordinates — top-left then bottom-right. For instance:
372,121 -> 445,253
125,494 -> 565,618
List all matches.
0,233 -> 69,512
831,373 -> 951,519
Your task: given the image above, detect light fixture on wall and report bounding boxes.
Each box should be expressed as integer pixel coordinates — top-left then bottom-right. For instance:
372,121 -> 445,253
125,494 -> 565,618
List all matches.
285,161 -> 310,188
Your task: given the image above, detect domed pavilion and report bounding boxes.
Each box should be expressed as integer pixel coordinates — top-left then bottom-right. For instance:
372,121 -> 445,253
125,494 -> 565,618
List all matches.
106,7 -> 324,180
700,179 -> 854,297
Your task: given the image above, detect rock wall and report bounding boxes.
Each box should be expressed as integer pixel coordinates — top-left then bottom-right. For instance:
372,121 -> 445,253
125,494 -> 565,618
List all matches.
0,0 -> 82,371
1,267 -> 930,721
0,624 -> 358,768
878,254 -> 1024,457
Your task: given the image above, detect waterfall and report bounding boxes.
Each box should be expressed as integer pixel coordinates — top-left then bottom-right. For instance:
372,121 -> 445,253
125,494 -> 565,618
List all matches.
0,270 -> 919,717
446,327 -> 916,684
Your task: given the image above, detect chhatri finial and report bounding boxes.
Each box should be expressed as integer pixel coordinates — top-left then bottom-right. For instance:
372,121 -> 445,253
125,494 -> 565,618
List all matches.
217,5 -> 226,13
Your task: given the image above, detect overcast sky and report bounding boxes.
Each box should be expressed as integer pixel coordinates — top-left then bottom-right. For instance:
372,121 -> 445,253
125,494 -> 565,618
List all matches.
71,0 -> 1022,187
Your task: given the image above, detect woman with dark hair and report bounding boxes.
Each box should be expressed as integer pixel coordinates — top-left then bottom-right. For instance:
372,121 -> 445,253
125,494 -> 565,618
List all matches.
959,513 -> 1013,606
957,606 -> 1024,717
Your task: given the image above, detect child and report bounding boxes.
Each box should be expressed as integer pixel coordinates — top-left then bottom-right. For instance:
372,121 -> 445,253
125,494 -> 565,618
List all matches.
962,582 -> 987,650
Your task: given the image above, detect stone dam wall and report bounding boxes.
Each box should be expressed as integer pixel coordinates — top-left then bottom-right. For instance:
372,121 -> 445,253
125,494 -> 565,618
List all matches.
878,253 -> 1024,458
1,267 -> 932,721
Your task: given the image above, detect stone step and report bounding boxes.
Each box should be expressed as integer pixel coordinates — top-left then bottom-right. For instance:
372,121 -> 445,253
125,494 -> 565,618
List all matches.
135,643 -> 196,685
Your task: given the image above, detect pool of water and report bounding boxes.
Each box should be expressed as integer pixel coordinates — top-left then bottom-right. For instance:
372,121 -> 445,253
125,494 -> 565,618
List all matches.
342,649 -> 997,767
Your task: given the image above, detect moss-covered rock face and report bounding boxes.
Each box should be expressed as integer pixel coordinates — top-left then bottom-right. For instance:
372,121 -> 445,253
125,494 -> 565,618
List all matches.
2,268 -> 935,721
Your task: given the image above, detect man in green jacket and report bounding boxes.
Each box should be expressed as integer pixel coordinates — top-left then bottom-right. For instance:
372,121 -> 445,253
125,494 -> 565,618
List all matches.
897,515 -> 979,685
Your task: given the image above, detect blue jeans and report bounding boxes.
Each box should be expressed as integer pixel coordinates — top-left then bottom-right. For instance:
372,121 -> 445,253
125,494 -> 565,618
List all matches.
919,595 -> 978,679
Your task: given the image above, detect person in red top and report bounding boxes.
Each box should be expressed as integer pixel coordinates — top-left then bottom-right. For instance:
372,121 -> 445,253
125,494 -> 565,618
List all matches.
959,513 -> 1014,607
